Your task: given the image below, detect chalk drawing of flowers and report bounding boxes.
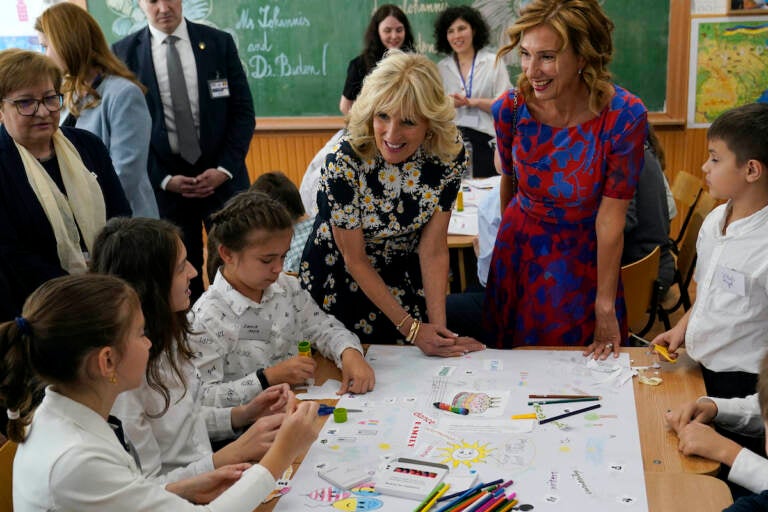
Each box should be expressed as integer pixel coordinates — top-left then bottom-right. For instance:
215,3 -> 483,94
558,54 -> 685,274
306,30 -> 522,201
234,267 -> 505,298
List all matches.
105,0 -> 215,37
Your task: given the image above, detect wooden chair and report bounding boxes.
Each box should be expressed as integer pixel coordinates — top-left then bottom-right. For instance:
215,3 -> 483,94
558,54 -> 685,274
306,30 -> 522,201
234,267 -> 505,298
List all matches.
669,171 -> 704,254
663,190 -> 718,314
0,440 -> 17,512
621,246 -> 665,336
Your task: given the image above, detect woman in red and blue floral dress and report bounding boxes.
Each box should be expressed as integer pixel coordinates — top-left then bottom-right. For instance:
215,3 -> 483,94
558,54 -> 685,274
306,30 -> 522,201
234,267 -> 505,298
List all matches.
484,0 -> 648,359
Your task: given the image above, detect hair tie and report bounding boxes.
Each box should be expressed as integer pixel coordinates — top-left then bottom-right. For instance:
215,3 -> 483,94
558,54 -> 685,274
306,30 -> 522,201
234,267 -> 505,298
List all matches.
7,409 -> 20,420
14,316 -> 31,336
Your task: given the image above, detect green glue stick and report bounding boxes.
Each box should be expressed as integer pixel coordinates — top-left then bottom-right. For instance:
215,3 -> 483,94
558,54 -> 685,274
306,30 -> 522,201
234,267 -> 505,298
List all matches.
298,340 -> 314,386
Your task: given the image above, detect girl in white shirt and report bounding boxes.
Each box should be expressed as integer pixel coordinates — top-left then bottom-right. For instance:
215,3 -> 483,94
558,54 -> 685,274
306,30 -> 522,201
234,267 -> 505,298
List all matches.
191,190 -> 375,408
1,273 -> 319,511
91,217 -> 299,483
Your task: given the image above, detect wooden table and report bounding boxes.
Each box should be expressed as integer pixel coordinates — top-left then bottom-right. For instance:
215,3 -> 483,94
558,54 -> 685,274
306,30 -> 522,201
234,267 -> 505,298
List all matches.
257,347 -> 729,511
447,234 -> 475,292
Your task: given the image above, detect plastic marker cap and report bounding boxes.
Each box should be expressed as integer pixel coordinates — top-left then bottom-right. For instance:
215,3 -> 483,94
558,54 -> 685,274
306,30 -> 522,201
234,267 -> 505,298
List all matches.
333,407 -> 348,423
298,340 -> 311,357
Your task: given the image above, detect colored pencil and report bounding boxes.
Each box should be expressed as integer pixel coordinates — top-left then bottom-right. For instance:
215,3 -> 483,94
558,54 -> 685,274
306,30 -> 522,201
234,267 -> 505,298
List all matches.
436,482 -> 486,511
461,491 -> 494,512
420,483 -> 451,512
528,394 -> 601,399
449,490 -> 486,512
527,397 -> 601,405
539,403 -> 601,424
414,482 -> 446,512
496,500 -> 518,512
474,492 -> 506,512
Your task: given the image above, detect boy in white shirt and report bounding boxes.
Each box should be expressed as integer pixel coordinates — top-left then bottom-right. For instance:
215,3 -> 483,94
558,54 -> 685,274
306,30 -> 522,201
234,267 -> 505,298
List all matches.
652,103 -> 768,401
666,352 -> 768,509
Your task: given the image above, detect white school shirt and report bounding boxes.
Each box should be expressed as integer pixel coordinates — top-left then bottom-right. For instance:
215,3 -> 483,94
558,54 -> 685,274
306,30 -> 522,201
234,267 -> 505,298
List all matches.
189,271 -> 364,407
111,352 -> 236,483
709,394 -> 768,493
13,387 -> 274,512
437,48 -> 512,138
685,202 -> 768,373
477,180 -> 501,287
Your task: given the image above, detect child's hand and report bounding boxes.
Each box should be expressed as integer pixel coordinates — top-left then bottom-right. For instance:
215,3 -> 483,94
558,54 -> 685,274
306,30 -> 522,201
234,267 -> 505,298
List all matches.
259,401 -> 321,480
338,348 -> 375,395
676,421 -> 742,466
264,355 -> 317,386
664,399 -> 718,434
651,324 -> 685,359
226,413 -> 285,464
166,462 -> 251,504
231,383 -> 294,429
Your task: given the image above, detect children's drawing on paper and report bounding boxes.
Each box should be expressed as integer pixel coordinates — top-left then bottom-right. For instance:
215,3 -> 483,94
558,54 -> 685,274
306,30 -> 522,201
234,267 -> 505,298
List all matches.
437,440 -> 494,468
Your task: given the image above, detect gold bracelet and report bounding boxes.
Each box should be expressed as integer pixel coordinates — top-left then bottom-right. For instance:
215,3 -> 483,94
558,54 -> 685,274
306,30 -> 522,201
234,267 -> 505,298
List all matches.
395,313 -> 411,331
412,321 -> 422,344
406,320 -> 421,344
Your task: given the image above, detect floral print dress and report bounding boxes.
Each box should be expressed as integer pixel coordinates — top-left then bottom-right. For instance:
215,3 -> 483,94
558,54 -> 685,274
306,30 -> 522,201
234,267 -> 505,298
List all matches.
485,85 -> 647,348
300,137 -> 463,343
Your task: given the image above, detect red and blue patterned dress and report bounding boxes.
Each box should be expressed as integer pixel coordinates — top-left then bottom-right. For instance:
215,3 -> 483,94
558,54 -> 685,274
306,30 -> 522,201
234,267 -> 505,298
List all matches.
485,85 -> 648,348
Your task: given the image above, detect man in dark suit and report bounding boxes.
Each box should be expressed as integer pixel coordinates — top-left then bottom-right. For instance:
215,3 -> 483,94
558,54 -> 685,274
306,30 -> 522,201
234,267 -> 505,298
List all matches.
113,0 -> 254,299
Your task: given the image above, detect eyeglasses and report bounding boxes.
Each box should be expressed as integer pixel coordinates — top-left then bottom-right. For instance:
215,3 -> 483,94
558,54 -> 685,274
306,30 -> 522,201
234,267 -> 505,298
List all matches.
1,94 -> 63,116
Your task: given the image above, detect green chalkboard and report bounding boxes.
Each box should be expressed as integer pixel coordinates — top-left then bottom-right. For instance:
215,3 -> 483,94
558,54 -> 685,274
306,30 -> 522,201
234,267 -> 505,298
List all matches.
88,0 -> 670,118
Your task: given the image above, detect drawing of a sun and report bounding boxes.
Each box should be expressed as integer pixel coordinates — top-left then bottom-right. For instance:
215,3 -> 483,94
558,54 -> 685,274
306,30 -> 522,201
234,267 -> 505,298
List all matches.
438,441 -> 493,468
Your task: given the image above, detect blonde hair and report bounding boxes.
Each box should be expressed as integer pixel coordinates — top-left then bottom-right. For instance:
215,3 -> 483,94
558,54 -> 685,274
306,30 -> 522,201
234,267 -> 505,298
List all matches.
347,51 -> 461,162
497,0 -> 615,115
35,2 -> 146,117
0,48 -> 61,101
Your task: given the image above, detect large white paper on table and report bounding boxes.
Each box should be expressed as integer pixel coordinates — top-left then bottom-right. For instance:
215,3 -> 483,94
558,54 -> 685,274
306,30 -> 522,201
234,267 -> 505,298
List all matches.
274,347 -> 647,511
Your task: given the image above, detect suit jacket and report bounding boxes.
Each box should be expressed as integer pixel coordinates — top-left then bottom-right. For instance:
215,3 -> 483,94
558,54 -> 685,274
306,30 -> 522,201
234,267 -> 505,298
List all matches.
112,20 -> 255,206
0,125 -> 131,321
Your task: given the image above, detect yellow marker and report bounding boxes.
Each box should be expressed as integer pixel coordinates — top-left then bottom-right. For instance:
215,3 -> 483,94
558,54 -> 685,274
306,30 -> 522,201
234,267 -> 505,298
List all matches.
456,190 -> 464,212
511,413 -> 537,420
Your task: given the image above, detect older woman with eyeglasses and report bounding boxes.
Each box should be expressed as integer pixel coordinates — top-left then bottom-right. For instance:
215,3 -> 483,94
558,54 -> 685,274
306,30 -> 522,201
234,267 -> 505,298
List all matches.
0,48 -> 130,322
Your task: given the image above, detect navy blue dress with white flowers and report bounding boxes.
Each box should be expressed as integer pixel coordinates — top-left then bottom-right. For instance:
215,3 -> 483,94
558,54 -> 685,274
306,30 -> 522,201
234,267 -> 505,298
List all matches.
300,136 -> 462,343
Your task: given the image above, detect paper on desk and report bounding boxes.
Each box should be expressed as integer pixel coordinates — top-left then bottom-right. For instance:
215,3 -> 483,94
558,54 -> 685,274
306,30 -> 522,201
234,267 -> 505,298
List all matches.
296,379 -> 342,400
448,209 -> 478,236
464,176 -> 501,190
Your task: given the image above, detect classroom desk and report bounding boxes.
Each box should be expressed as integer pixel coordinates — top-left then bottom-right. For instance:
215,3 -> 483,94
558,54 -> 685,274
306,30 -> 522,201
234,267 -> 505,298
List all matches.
447,234 -> 475,292
256,347 -> 728,512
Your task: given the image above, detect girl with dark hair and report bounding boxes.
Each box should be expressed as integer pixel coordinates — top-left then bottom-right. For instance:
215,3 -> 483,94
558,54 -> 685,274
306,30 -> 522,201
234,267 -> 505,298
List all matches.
1,273 -> 319,510
90,217 -> 300,483
434,5 -> 511,177
339,3 -> 414,115
190,190 -> 374,403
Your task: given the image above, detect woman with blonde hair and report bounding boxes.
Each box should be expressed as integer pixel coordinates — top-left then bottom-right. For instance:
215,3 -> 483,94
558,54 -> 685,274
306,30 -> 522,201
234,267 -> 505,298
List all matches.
301,51 -> 485,357
485,0 -> 648,355
36,2 -> 158,218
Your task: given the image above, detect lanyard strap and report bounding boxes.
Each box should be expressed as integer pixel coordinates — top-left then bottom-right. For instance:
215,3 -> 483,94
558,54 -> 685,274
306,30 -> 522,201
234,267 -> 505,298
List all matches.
454,52 -> 476,99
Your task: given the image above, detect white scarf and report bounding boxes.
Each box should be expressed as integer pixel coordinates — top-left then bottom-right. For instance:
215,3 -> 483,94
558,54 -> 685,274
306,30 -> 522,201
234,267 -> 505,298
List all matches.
15,129 -> 106,274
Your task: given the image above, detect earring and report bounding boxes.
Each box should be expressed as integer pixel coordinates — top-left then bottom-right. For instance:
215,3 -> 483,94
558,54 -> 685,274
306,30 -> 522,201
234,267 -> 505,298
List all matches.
578,68 -> 583,75
109,373 -> 117,384
426,131 -> 434,140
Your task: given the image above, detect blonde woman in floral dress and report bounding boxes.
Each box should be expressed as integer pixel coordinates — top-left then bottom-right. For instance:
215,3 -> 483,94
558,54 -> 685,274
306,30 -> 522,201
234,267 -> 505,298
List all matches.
300,51 -> 485,357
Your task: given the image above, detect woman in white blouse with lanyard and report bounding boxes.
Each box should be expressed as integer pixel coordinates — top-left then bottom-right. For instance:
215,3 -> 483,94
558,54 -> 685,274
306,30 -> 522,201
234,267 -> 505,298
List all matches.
434,5 -> 511,177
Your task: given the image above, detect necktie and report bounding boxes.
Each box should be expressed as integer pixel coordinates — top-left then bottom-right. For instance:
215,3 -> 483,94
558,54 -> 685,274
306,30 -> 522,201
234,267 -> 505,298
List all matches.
108,415 -> 143,470
164,35 -> 202,164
